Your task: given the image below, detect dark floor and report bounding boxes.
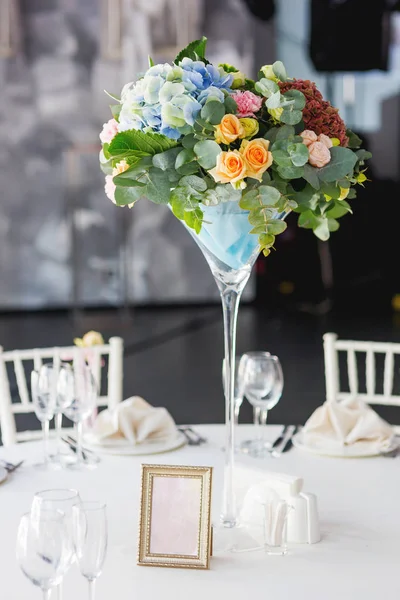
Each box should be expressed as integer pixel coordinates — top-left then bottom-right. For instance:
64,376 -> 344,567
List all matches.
2,301 -> 400,442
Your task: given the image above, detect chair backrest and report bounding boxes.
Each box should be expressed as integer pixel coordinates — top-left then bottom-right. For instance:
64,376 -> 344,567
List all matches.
323,332 -> 400,409
0,336 -> 124,446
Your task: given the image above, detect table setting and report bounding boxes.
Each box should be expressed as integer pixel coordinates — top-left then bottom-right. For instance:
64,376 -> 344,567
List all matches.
2,35 -> 400,600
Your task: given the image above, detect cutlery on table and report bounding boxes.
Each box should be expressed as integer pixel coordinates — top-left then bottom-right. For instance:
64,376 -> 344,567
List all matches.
61,436 -> 100,464
271,425 -> 290,449
270,425 -> 298,458
178,427 -> 207,446
0,460 -> 24,473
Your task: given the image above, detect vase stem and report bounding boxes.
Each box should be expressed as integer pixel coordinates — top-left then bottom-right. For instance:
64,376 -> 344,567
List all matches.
217,278 -> 247,528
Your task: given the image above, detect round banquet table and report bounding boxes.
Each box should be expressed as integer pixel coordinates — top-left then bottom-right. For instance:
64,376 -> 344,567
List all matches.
1,424 -> 399,600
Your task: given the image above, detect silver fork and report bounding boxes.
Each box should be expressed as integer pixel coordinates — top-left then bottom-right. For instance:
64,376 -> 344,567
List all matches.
0,460 -> 24,473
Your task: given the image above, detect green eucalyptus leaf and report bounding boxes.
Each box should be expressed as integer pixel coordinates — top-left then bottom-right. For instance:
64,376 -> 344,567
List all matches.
259,233 -> 275,247
272,149 -> 292,168
180,175 -> 207,194
194,140 -> 221,169
254,78 -> 279,97
248,208 -> 275,226
328,218 -> 340,232
175,149 -> 196,170
239,185 -> 281,209
287,142 -> 309,167
276,125 -> 295,141
320,181 -> 341,199
317,147 -> 358,182
272,61 -> 287,82
114,185 -> 144,206
326,200 -> 352,218
280,108 -> 303,126
355,149 -> 372,162
277,164 -> 304,179
215,184 -> 241,203
184,207 -> 203,234
303,163 -> 320,190
314,218 -> 330,241
264,127 -> 279,144
281,89 -> 306,110
182,134 -> 197,150
267,219 -> 287,235
144,168 -> 171,204
152,147 -> 181,171
265,90 -> 281,109
224,95 -> 238,114
249,225 -> 268,234
200,101 -> 225,125
346,129 -> 362,149
110,104 -> 122,120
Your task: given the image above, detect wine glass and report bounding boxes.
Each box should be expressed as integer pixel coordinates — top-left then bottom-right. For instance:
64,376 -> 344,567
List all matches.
52,362 -> 75,467
73,501 -> 108,600
31,366 -> 57,469
58,360 -> 98,469
16,508 -> 68,600
241,352 -> 284,458
31,488 -> 81,600
222,355 -> 248,426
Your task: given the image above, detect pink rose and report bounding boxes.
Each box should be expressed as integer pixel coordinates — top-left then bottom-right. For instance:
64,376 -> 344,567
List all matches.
300,130 -> 318,147
100,118 -> 118,144
317,133 -> 333,148
308,141 -> 331,168
105,175 -> 116,204
231,91 -> 263,118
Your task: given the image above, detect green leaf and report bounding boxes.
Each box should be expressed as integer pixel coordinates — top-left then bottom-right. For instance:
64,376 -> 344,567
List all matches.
182,134 -> 197,150
259,233 -> 275,247
194,140 -> 221,169
184,207 -> 203,234
250,225 -> 268,234
276,125 -> 295,141
200,101 -> 225,125
294,184 -> 320,210
224,95 -> 238,114
179,175 -> 207,195
175,36 -> 208,63
104,90 -> 120,102
265,90 -> 281,109
272,149 -> 292,168
239,186 -> 281,209
152,147 -> 181,171
326,200 -> 352,218
280,108 -> 303,125
355,149 -> 372,162
287,142 -> 309,167
277,165 -> 304,179
175,149 -> 196,170
272,61 -> 287,82
347,188 -> 357,199
113,175 -> 146,188
144,168 -> 171,204
108,130 -> 177,157
281,89 -> 306,110
114,186 -> 143,206
346,129 -> 362,149
314,218 -> 330,241
148,55 -> 154,67
317,147 -> 358,182
320,181 -> 341,199
110,104 -> 121,120
264,127 -> 279,144
328,218 -> 340,232
115,156 -> 153,179
215,184 -> 242,203
267,219 -> 287,235
303,163 -> 320,190
298,210 -> 317,229
248,208 -> 275,225
255,78 -> 279,97
170,187 -> 187,219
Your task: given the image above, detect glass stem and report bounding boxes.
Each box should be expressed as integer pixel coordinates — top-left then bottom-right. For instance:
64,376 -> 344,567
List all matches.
55,412 -> 63,457
234,402 -> 241,426
42,421 -> 49,465
254,406 -> 261,440
56,583 -> 63,600
42,589 -> 51,600
218,283 -> 244,528
88,579 -> 96,600
76,421 -> 84,464
260,408 -> 268,442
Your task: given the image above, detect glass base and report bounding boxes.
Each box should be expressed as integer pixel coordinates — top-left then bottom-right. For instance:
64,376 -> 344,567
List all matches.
212,522 -> 263,554
239,439 -> 272,458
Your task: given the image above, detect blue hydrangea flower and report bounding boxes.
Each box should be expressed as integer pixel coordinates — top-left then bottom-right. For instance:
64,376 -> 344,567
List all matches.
117,60 -> 232,139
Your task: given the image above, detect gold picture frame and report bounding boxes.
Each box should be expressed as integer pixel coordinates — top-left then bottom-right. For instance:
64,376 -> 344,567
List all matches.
138,464 -> 213,569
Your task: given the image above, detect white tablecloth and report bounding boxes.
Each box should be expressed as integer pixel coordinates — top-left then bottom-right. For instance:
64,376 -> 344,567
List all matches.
1,424 -> 399,600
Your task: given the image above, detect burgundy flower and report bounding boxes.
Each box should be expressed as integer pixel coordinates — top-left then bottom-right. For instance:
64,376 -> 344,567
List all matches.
279,79 -> 349,147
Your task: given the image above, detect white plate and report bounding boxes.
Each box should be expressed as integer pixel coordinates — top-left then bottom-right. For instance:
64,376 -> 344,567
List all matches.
0,466 -> 8,484
83,431 -> 187,456
292,431 -> 397,458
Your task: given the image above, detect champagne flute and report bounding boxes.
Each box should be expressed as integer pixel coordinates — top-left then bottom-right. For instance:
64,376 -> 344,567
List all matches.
59,360 -> 98,469
73,502 -> 108,600
16,508 -> 68,600
31,489 -> 81,600
242,352 -> 284,458
31,366 -> 57,469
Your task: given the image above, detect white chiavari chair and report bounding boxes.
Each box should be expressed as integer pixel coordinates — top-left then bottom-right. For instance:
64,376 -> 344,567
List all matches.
323,332 -> 400,433
0,336 -> 124,447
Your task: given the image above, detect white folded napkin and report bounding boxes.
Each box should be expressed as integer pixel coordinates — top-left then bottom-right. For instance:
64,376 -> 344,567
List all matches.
301,398 -> 394,453
87,396 -> 177,445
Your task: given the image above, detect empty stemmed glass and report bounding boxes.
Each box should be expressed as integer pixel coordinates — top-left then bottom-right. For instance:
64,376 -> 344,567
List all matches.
31,489 -> 81,600
31,365 -> 57,469
16,508 -> 69,600
73,501 -> 108,600
58,359 -> 98,469
240,352 -> 284,458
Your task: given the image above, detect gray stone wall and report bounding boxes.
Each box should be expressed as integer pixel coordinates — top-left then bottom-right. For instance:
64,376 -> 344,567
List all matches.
0,0 -> 257,308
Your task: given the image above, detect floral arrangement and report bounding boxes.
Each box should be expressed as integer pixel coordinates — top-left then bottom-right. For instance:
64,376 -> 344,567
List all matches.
99,37 -> 371,256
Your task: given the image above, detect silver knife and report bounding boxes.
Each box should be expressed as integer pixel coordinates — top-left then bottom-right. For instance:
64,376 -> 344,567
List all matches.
280,425 -> 300,453
270,425 -> 297,457
271,425 -> 289,449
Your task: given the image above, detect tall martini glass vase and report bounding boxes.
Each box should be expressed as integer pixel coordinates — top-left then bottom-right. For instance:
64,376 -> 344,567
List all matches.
179,199 -> 289,533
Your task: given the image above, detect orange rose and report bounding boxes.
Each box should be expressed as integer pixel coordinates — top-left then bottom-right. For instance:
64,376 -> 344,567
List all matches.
300,130 -> 318,147
209,150 -> 247,186
308,141 -> 331,168
239,138 -> 273,181
215,114 -> 244,145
